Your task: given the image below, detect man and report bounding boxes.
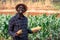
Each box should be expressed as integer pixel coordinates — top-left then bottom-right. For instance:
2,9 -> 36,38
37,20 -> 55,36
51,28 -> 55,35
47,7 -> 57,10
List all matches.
8,4 -> 41,40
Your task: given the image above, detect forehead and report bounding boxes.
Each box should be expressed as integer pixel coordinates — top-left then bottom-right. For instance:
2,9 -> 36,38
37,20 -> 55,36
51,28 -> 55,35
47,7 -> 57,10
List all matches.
19,5 -> 24,8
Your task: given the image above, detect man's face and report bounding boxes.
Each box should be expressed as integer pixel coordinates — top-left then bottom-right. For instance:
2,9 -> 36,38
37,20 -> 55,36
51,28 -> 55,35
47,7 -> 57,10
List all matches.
17,6 -> 25,14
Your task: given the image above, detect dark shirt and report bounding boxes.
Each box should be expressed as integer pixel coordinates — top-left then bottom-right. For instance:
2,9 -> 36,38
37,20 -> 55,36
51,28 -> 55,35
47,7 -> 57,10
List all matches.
8,13 -> 33,40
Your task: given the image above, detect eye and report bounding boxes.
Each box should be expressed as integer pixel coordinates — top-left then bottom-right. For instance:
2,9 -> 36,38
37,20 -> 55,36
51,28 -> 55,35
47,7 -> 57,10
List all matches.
22,9 -> 25,10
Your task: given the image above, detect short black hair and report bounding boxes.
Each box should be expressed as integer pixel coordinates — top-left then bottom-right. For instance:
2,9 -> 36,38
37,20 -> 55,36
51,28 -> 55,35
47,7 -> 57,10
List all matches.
15,4 -> 27,12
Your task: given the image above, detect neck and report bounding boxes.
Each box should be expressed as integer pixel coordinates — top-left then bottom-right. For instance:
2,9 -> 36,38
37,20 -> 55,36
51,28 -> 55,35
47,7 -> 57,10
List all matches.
19,13 -> 24,17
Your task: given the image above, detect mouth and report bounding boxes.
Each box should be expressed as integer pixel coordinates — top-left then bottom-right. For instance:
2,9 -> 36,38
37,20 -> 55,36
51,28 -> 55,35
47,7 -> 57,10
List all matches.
19,10 -> 25,13
19,10 -> 23,13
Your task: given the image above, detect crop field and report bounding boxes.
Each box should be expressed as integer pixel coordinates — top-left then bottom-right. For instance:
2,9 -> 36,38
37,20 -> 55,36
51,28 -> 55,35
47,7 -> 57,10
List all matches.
0,14 -> 60,40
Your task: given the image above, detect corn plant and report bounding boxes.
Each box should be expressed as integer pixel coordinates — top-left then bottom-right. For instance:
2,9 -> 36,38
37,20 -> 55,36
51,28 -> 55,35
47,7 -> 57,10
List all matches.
0,14 -> 12,39
0,13 -> 60,40
28,13 -> 60,40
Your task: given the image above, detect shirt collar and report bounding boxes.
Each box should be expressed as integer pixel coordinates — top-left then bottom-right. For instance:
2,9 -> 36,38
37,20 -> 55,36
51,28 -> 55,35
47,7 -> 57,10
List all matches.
15,13 -> 25,19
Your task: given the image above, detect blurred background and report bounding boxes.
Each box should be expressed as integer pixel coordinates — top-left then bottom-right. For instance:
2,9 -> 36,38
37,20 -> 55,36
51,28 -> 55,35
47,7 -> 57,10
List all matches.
0,0 -> 60,14
0,0 -> 60,9
0,0 -> 60,15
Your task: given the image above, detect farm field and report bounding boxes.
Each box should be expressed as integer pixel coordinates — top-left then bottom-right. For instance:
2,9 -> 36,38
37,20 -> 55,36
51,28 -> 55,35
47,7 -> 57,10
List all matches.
0,14 -> 60,40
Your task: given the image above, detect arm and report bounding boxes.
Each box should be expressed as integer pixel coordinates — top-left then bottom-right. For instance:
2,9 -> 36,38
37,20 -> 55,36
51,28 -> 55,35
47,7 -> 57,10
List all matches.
16,29 -> 23,35
27,26 -> 41,33
8,19 -> 17,37
26,18 -> 33,34
27,28 -> 33,34
27,19 -> 41,33
31,26 -> 42,33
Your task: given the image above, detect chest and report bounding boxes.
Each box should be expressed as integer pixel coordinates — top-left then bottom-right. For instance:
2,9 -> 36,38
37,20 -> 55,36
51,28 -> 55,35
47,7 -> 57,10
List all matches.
14,18 -> 28,29
15,18 -> 27,24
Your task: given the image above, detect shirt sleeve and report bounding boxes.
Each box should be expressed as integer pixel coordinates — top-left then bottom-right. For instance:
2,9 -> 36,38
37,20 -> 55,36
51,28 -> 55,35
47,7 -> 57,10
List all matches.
8,19 -> 16,37
27,28 -> 33,34
26,18 -> 33,34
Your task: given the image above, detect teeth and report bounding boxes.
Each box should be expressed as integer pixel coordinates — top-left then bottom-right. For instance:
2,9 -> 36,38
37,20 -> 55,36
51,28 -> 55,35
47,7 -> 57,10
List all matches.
19,11 -> 22,13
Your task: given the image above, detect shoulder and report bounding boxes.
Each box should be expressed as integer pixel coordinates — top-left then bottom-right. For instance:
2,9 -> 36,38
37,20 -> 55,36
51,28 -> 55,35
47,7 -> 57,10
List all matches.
24,16 -> 28,19
9,15 -> 16,22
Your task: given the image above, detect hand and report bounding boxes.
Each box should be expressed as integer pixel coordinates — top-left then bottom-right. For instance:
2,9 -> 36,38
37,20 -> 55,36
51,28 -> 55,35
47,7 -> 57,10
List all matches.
13,33 -> 19,37
16,29 -> 23,35
31,26 -> 41,33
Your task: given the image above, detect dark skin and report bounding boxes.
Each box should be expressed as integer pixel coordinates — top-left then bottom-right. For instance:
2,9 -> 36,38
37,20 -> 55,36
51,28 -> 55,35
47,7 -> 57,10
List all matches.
17,6 -> 25,18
